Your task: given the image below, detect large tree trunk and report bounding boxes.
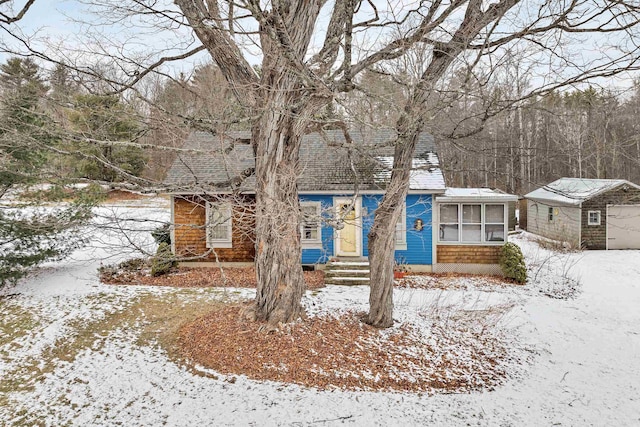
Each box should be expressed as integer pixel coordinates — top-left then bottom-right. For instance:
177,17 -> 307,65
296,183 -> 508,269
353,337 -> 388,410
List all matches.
249,5 -> 324,325
252,115 -> 306,324
367,96 -> 423,328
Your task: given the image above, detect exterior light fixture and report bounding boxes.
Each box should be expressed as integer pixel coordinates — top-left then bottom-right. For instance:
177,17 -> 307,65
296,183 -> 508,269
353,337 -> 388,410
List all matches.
414,218 -> 424,231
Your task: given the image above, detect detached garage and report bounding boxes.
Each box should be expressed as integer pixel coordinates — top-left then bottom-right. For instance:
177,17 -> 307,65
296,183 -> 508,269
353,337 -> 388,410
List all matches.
525,178 -> 640,250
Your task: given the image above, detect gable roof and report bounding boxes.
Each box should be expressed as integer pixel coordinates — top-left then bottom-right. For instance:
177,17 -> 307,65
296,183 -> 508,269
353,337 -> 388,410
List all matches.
164,129 -> 445,193
525,178 -> 640,206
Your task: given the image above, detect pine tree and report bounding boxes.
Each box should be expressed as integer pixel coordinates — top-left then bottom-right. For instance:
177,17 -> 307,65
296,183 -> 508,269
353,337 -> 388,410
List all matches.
0,57 -> 50,188
68,94 -> 145,182
0,57 -> 96,287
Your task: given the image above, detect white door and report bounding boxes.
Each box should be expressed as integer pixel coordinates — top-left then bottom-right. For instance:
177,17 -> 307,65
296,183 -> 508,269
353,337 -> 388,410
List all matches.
335,198 -> 361,256
607,205 -> 640,250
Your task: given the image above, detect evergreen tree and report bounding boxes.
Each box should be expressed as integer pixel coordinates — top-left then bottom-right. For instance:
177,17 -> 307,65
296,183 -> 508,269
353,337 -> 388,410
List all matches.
0,57 -> 97,287
68,94 -> 145,182
0,57 -> 50,188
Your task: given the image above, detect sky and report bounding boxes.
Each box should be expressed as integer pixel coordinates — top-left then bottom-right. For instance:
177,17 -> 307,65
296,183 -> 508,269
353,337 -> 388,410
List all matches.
1,1 -> 639,94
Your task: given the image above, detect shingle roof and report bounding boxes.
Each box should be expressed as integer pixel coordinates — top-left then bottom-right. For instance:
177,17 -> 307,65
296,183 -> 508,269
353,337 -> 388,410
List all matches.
525,178 -> 640,205
164,129 -> 445,193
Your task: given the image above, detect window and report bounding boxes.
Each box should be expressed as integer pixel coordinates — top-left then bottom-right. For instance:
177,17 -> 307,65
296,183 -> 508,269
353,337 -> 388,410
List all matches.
548,207 -> 554,221
588,210 -> 601,226
485,204 -> 505,242
461,204 -> 482,242
395,204 -> 407,249
439,204 -> 459,241
206,201 -> 232,248
439,203 -> 507,244
301,202 -> 322,246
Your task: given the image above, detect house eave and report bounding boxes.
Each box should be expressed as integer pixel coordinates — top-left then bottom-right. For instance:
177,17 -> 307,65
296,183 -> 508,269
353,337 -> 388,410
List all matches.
167,188 -> 446,196
524,195 -> 581,207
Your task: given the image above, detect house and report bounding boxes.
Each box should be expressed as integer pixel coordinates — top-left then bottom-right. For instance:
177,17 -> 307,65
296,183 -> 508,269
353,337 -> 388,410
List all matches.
524,178 -> 640,249
164,129 -> 517,274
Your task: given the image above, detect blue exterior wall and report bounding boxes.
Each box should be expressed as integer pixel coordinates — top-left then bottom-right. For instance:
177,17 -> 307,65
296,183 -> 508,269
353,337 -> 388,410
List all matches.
300,194 -> 433,265
300,195 -> 334,264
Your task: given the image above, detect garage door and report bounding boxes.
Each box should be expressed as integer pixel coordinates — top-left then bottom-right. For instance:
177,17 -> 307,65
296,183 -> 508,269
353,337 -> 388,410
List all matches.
607,205 -> 640,249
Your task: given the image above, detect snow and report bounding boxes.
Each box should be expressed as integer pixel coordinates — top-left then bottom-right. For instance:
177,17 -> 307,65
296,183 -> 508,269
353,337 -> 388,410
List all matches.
525,177 -> 638,205
374,156 -> 446,191
2,201 -> 640,425
438,187 -> 518,201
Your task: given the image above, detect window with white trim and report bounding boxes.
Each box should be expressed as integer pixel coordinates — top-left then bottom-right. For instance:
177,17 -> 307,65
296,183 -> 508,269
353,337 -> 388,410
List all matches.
395,204 -> 407,249
206,201 -> 232,248
439,203 -> 507,243
461,204 -> 482,242
300,201 -> 322,245
439,204 -> 459,241
485,204 -> 505,242
588,210 -> 601,226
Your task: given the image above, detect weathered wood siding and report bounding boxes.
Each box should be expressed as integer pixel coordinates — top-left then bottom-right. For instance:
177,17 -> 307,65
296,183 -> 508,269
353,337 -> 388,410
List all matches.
581,186 -> 640,249
436,245 -> 501,264
526,200 -> 581,247
173,195 -> 255,262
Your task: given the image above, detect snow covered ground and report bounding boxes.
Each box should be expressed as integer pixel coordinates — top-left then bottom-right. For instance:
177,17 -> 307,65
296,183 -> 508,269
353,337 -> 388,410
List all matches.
1,200 -> 639,426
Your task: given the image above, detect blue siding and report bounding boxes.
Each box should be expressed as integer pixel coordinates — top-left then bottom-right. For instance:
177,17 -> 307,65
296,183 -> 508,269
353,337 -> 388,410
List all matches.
361,194 -> 433,265
300,193 -> 433,265
300,195 -> 334,264
398,194 -> 433,265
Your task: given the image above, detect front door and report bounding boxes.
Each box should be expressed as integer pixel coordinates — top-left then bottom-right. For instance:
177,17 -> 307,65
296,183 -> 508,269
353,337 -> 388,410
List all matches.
335,198 -> 361,256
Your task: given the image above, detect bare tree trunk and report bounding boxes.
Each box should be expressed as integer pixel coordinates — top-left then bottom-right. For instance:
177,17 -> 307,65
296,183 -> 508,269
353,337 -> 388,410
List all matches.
176,0 -> 325,326
252,117 -> 306,324
367,116 -> 419,328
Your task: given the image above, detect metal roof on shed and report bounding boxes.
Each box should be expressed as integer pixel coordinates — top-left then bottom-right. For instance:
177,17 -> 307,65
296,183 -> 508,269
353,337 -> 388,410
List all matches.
525,178 -> 640,206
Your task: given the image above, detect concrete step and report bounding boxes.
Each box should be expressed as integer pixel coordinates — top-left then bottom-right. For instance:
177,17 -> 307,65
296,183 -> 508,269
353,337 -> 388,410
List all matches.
324,258 -> 370,286
325,269 -> 370,277
324,276 -> 370,286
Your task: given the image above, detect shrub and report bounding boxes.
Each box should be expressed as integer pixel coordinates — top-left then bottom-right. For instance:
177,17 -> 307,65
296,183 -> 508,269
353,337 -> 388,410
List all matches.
499,242 -> 527,284
151,242 -> 175,276
151,223 -> 171,245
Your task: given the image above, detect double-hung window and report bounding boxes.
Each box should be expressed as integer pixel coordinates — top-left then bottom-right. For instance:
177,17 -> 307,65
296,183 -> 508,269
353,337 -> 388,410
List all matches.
439,204 -> 459,241
206,201 -> 233,248
439,203 -> 506,243
461,204 -> 482,242
301,201 -> 322,247
485,204 -> 505,242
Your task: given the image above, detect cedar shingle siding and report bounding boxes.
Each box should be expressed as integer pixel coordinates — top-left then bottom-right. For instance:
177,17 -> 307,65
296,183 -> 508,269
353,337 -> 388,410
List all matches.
436,245 -> 501,264
173,195 -> 255,262
580,186 -> 640,249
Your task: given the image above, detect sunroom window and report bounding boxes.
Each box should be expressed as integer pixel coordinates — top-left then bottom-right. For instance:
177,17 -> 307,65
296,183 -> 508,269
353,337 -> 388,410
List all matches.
439,203 -> 506,243
439,204 -> 459,241
206,201 -> 232,248
461,204 -> 482,242
485,204 -> 505,242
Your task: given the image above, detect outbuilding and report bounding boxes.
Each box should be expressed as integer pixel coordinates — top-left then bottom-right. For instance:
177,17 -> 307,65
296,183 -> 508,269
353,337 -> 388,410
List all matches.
525,178 -> 640,249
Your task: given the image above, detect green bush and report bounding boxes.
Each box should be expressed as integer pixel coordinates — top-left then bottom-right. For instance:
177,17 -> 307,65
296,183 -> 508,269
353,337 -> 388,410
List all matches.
499,242 -> 527,284
151,242 -> 175,276
151,224 -> 171,245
